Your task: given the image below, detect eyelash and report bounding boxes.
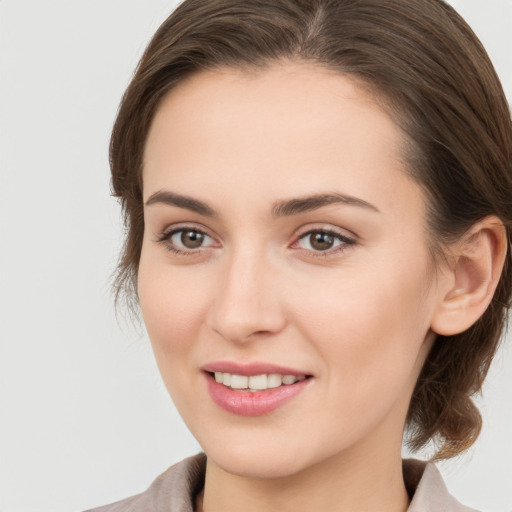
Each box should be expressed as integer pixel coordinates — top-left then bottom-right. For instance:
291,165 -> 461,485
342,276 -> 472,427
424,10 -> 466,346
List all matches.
293,229 -> 356,258
156,226 -> 214,256
156,226 -> 356,257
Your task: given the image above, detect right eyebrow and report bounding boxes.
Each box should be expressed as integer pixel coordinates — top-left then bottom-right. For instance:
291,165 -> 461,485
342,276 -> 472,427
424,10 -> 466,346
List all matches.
271,192 -> 379,217
144,190 -> 217,218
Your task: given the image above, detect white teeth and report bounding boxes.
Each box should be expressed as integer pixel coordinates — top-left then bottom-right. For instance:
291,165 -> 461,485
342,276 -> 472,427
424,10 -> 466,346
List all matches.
230,374 -> 249,389
213,372 -> 306,390
248,374 -> 267,390
267,374 -> 282,388
282,374 -> 296,385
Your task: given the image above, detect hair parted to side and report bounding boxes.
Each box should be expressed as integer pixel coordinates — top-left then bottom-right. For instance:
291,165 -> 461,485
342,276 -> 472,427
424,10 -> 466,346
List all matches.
110,0 -> 512,459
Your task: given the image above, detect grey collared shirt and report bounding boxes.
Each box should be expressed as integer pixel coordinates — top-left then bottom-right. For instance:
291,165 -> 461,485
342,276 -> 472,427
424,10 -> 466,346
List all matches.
85,453 -> 477,512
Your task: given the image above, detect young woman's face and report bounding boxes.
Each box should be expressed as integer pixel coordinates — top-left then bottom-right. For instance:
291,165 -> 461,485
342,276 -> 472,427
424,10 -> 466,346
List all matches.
139,61 -> 442,478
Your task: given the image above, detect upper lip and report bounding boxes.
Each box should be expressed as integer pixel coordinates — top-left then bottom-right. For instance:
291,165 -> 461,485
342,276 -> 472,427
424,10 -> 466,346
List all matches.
201,361 -> 311,377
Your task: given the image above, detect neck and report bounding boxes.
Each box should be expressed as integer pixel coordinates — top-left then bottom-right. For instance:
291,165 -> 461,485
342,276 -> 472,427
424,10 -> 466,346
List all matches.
198,440 -> 409,512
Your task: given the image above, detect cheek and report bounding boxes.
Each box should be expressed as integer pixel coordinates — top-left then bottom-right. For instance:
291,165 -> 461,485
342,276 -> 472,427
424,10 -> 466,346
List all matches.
137,256 -> 218,419
290,250 -> 434,404
137,252 -> 213,357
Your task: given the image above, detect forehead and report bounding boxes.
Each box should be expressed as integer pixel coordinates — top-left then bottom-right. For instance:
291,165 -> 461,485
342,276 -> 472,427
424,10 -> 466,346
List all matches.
143,60 -> 421,218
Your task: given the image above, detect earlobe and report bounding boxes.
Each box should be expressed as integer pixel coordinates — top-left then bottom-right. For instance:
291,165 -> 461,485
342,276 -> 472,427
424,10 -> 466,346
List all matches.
431,216 -> 507,336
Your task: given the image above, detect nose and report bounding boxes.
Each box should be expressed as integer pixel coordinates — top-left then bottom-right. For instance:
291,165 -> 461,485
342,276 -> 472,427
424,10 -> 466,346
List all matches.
207,247 -> 287,343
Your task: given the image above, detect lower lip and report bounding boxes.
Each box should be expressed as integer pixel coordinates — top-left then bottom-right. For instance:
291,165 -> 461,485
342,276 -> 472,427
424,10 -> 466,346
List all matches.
204,373 -> 311,416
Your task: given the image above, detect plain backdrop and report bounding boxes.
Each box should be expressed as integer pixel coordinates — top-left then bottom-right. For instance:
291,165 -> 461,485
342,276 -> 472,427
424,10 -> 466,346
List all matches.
1,1 -> 511,511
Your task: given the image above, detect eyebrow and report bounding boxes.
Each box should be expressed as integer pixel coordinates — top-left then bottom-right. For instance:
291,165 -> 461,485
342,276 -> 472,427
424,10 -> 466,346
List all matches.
145,190 -> 217,217
144,190 -> 380,217
272,192 -> 379,216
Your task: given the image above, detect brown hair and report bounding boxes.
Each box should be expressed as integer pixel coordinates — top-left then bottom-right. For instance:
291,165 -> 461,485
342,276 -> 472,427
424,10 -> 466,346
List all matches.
110,0 -> 512,459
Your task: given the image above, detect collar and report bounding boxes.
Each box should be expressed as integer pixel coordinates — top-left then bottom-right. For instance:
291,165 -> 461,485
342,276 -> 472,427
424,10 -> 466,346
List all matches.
403,458 -> 476,512
87,453 -> 476,512
171,455 -> 476,512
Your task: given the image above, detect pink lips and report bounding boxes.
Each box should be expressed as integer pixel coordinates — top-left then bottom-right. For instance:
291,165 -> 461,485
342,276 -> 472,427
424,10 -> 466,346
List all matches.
201,362 -> 312,416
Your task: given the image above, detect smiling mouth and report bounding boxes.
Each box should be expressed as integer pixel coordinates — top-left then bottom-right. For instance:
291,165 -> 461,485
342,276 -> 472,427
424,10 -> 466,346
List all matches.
204,369 -> 313,415
209,372 -> 310,392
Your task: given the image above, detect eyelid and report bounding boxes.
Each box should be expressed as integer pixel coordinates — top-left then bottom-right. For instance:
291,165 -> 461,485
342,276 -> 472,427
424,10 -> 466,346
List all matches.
157,221 -> 217,240
292,223 -> 357,243
289,225 -> 357,256
156,223 -> 221,254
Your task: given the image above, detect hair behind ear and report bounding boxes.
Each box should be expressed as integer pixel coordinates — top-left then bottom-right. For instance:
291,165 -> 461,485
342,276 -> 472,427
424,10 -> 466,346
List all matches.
407,216 -> 509,459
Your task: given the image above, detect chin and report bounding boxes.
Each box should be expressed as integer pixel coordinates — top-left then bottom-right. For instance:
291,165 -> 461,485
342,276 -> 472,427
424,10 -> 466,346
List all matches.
203,437 -> 313,479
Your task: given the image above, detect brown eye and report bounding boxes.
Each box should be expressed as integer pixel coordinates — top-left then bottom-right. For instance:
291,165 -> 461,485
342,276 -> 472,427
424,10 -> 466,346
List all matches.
297,229 -> 354,253
164,228 -> 215,252
180,230 -> 205,248
309,231 -> 335,251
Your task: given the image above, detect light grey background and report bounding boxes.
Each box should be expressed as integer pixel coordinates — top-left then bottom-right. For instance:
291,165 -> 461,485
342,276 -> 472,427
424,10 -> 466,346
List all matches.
1,1 -> 511,511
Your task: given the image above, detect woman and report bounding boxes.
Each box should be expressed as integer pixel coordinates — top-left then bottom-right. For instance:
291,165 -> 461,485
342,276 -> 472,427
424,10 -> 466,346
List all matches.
88,0 -> 512,510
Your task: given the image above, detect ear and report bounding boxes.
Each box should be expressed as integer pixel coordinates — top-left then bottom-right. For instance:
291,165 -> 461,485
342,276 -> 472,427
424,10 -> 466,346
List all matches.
431,216 -> 507,336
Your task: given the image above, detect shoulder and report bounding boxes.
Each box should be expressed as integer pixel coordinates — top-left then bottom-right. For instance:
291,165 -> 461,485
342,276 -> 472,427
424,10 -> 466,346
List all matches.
84,453 -> 206,512
404,459 -> 479,512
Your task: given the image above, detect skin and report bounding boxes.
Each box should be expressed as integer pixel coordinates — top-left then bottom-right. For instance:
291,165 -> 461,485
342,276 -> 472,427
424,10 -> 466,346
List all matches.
138,61 -> 458,512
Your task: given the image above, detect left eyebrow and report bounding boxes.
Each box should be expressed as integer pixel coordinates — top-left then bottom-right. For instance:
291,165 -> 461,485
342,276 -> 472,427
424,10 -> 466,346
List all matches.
271,193 -> 380,217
